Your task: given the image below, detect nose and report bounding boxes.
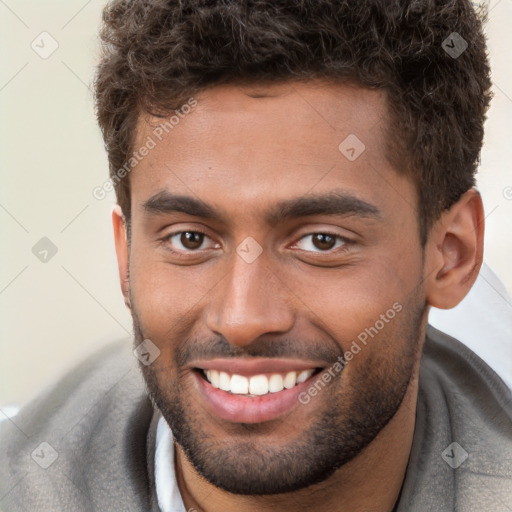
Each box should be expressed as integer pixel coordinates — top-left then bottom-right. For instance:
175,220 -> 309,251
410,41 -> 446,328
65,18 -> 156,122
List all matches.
205,252 -> 295,347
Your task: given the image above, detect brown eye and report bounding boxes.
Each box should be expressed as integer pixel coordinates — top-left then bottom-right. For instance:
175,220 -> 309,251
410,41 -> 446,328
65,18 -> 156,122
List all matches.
180,231 -> 204,250
294,232 -> 349,254
164,230 -> 219,255
312,233 -> 336,251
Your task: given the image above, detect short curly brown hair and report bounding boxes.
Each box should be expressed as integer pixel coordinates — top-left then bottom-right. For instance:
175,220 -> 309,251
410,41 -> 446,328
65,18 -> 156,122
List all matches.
94,0 -> 492,244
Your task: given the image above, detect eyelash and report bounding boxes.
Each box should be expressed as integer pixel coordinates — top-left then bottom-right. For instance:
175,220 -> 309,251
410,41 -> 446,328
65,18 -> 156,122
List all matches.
161,230 -> 352,256
293,231 -> 351,254
161,229 -> 215,255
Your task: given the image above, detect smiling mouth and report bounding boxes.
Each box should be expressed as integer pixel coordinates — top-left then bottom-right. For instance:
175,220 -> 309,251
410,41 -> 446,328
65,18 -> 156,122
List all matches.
195,367 -> 323,397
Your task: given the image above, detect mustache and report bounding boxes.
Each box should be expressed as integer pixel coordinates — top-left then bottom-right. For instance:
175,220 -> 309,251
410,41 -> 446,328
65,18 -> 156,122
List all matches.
131,300 -> 343,367
173,335 -> 344,368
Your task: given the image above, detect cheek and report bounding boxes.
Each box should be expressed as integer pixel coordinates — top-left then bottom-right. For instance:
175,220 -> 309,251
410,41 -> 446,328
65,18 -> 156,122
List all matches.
290,259 -> 415,332
129,248 -> 217,336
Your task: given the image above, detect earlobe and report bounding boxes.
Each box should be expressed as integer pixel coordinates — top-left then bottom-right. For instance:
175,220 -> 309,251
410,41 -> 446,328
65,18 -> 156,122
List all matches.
424,188 -> 484,310
112,205 -> 131,310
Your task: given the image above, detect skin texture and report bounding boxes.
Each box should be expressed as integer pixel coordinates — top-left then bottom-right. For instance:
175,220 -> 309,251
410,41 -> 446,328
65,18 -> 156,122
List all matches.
112,81 -> 484,512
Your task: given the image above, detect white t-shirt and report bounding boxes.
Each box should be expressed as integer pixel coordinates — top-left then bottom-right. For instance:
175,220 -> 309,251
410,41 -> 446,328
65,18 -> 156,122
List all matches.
155,416 -> 187,512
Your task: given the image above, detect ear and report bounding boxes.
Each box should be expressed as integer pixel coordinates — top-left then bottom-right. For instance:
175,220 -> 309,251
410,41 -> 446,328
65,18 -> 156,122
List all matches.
112,205 -> 131,310
424,188 -> 484,309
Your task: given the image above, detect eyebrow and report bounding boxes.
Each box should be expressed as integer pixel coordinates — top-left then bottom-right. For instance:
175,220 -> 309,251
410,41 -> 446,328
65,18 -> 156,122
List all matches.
266,191 -> 381,225
143,191 -> 216,219
142,190 -> 382,224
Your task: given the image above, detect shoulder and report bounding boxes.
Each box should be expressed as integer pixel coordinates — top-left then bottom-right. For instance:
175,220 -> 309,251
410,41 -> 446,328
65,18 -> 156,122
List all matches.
0,340 -> 156,511
397,326 -> 512,511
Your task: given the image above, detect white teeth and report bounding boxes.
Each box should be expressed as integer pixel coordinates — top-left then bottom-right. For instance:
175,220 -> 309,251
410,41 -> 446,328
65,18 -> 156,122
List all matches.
230,374 -> 249,394
218,371 -> 231,391
209,369 -> 220,388
268,374 -> 284,393
203,368 -> 316,396
283,371 -> 297,389
297,369 -> 314,383
249,375 -> 269,395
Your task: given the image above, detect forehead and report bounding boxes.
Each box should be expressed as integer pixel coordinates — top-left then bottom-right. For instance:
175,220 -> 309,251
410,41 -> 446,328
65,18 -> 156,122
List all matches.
130,81 -> 413,221
135,80 -> 388,155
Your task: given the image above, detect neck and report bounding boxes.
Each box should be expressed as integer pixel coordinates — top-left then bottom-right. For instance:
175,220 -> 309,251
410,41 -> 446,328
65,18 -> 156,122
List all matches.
175,376 -> 419,512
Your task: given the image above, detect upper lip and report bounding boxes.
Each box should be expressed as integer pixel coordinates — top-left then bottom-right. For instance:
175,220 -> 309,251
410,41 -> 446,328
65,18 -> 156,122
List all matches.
191,358 -> 326,376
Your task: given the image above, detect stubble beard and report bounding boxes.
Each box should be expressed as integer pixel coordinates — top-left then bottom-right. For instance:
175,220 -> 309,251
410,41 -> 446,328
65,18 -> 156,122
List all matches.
131,292 -> 426,496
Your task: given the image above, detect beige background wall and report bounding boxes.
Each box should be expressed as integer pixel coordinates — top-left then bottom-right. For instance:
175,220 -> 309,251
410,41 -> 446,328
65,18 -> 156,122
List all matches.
1,0 -> 511,407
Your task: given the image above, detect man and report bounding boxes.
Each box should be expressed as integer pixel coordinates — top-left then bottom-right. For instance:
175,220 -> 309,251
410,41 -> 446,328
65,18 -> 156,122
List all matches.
1,0 -> 511,511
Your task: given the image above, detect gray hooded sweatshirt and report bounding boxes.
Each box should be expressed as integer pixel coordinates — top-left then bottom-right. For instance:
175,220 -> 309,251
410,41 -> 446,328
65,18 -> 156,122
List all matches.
1,326 -> 511,511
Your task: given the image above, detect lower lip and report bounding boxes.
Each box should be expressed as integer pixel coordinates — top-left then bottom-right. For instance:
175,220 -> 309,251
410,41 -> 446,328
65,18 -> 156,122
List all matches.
193,370 -> 319,424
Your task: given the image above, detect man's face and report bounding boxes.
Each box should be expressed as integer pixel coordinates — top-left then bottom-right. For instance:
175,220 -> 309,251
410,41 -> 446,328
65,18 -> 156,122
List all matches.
125,81 -> 428,494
